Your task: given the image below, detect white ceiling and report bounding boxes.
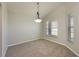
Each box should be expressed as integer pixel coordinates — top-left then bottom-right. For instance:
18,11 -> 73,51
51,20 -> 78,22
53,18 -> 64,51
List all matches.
6,2 -> 62,19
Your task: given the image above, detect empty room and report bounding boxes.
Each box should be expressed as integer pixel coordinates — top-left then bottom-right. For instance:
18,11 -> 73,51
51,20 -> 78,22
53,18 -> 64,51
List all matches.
0,2 -> 79,57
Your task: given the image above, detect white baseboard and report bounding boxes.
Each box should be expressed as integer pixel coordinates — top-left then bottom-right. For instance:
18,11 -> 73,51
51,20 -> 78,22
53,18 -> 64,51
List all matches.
2,46 -> 8,57
65,44 -> 79,57
8,39 -> 38,47
45,39 -> 79,57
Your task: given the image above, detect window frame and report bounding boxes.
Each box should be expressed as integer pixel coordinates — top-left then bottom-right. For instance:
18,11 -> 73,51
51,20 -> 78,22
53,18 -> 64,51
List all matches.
46,20 -> 58,37
68,15 -> 75,43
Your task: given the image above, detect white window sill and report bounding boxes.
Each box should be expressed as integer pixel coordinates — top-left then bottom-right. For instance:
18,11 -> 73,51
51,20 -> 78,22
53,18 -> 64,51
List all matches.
46,35 -> 58,38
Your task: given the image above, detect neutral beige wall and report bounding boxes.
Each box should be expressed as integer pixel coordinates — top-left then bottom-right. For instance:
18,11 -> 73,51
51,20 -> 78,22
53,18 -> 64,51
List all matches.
2,3 -> 8,56
0,5 -> 2,57
65,3 -> 79,55
8,10 -> 42,46
42,4 -> 67,44
42,3 -> 79,55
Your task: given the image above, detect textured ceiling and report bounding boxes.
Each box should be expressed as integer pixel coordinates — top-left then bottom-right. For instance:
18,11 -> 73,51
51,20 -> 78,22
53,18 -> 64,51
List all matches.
6,2 -> 62,19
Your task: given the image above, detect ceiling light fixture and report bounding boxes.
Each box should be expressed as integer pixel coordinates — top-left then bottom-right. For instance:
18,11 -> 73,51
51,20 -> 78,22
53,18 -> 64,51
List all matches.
34,2 -> 42,23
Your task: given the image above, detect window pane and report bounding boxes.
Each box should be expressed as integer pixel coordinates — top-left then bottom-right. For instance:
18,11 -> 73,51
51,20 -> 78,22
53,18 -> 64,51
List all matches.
51,31 -> 58,36
51,21 -> 58,27
51,21 -> 58,36
71,28 -> 74,33
46,21 -> 51,35
70,17 -> 74,26
70,16 -> 74,39
71,32 -> 74,38
68,15 -> 74,42
51,29 -> 58,32
46,21 -> 58,36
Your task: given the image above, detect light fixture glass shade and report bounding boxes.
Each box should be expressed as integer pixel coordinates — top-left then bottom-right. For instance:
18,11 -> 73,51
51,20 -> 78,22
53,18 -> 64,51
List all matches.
34,19 -> 42,23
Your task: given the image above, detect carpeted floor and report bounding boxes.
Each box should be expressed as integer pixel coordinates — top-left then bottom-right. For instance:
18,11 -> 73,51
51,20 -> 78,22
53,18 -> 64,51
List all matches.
5,39 -> 77,57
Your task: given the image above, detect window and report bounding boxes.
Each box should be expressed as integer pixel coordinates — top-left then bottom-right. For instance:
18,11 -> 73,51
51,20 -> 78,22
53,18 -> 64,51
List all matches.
46,21 -> 58,36
68,15 -> 74,42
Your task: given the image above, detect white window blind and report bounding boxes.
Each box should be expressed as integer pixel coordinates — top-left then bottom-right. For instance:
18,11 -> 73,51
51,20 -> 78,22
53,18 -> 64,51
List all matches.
46,21 -> 58,36
68,15 -> 74,42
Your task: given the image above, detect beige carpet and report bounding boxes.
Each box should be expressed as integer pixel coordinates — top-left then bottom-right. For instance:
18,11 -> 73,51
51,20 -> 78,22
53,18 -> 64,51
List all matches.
5,39 -> 77,57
